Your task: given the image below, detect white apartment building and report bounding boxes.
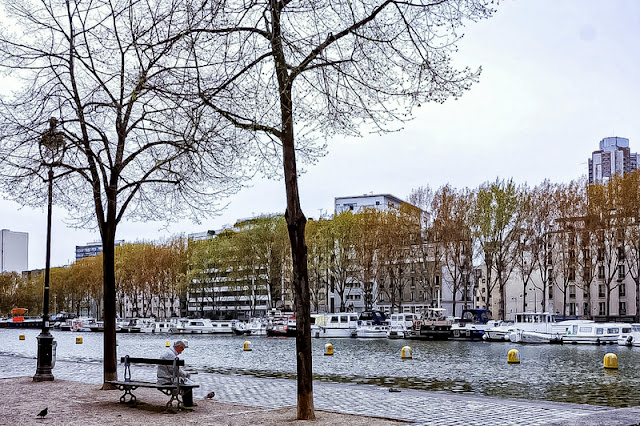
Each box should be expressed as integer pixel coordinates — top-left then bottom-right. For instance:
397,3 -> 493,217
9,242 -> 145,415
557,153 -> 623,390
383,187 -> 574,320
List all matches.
0,229 -> 28,273
335,193 -> 406,214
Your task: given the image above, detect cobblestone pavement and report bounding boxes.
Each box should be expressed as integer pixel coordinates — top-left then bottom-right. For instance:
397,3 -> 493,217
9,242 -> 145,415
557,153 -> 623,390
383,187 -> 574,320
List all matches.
3,355 -> 639,425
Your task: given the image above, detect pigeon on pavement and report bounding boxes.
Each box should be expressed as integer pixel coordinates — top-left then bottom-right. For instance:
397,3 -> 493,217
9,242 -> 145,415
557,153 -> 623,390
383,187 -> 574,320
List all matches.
37,407 -> 48,419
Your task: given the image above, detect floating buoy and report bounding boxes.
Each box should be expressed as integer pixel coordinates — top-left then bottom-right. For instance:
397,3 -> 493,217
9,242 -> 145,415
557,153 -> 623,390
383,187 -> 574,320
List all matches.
507,349 -> 520,364
243,341 -> 252,351
401,346 -> 412,360
76,337 -> 83,344
165,341 -> 171,347
603,353 -> 618,369
19,334 -> 25,341
324,343 -> 334,356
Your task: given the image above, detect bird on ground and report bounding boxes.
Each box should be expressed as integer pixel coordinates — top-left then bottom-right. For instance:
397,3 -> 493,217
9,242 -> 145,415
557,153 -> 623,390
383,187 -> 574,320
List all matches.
37,407 -> 48,419
206,391 -> 215,399
388,388 -> 401,393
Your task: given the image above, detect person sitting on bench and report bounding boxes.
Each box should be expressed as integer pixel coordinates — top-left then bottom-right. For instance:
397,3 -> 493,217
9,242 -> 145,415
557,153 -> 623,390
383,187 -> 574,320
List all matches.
157,339 -> 195,407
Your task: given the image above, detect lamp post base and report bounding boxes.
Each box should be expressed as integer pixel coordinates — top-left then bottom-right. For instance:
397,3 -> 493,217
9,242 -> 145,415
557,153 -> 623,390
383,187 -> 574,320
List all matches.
33,331 -> 55,382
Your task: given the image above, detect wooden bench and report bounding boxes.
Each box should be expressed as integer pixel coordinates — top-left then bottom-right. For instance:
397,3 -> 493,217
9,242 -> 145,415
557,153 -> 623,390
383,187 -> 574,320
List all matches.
106,355 -> 200,410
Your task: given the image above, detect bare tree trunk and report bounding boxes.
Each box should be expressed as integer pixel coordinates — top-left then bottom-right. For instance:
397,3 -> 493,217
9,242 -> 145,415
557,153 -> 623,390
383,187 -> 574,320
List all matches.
101,220 -> 117,388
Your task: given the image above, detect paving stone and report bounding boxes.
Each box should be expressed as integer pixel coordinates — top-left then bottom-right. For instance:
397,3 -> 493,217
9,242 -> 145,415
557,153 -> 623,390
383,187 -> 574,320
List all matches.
3,354 -> 638,425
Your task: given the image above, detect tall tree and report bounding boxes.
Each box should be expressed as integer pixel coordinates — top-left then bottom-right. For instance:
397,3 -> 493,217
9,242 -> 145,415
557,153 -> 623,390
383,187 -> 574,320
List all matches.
431,185 -> 473,317
472,179 -> 523,320
185,1 -> 496,418
0,0 -> 248,385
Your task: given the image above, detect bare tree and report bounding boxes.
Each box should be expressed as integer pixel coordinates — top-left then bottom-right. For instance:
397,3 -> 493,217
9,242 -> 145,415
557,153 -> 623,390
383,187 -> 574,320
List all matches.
431,185 -> 473,317
0,0 -> 248,385
150,0 -> 495,417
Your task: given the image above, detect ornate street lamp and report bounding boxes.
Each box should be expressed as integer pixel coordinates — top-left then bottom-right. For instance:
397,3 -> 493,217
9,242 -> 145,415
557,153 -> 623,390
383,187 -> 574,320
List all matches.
34,118 -> 65,382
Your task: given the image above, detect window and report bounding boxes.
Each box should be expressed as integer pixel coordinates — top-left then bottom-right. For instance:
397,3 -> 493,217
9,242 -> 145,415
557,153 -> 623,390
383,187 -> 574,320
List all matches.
599,285 -> 605,298
620,302 -> 627,315
597,248 -> 605,261
583,302 -> 589,316
599,302 -> 606,316
569,285 -> 576,298
568,268 -> 576,282
618,265 -> 626,280
618,246 -> 625,260
569,249 -> 575,260
569,303 -> 576,316
619,283 -> 626,297
583,269 -> 591,282
410,277 -> 415,289
598,266 -> 605,280
582,248 -> 590,260
410,291 -> 415,302
548,284 -> 553,300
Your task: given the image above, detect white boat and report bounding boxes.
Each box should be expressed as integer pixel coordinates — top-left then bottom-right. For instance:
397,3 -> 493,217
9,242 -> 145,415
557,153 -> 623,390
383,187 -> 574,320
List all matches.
386,313 -> 419,339
509,329 -> 562,344
211,320 -> 234,334
151,318 -> 180,333
353,321 -> 389,338
450,309 -> 499,340
313,313 -> 359,338
61,317 -> 94,332
170,318 -> 220,334
245,318 -> 267,336
616,324 -> 640,346
483,321 -> 515,341
505,312 -> 559,343
119,317 -> 155,333
563,322 -> 628,344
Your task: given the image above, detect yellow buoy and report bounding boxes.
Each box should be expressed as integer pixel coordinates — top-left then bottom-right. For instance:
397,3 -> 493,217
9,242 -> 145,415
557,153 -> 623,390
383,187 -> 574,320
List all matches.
324,343 -> 334,356
76,336 -> 83,344
507,349 -> 520,364
19,334 -> 25,341
165,341 -> 171,347
401,346 -> 412,360
603,353 -> 618,369
243,341 -> 252,351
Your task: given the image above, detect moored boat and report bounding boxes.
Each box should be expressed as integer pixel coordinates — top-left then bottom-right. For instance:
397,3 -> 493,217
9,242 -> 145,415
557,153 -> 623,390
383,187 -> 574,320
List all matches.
313,313 -> 359,338
410,308 -> 451,340
450,309 -> 498,340
386,313 -> 419,339
483,321 -> 515,341
562,322 -> 627,345
353,321 -> 389,338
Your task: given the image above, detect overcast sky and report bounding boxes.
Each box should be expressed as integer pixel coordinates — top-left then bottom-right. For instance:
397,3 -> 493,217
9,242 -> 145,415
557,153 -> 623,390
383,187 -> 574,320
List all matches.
1,0 -> 639,270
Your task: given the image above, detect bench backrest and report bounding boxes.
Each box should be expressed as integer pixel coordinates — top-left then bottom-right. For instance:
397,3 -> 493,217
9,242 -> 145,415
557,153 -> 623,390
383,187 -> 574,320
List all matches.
120,355 -> 184,383
120,356 -> 185,366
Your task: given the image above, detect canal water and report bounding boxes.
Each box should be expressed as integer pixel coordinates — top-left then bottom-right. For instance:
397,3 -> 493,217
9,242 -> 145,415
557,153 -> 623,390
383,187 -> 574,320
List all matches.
2,328 -> 639,407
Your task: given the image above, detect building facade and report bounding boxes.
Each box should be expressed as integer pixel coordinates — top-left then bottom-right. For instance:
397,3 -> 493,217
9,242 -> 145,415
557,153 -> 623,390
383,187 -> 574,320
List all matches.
75,240 -> 124,261
0,229 -> 28,273
588,137 -> 639,184
335,193 -> 406,214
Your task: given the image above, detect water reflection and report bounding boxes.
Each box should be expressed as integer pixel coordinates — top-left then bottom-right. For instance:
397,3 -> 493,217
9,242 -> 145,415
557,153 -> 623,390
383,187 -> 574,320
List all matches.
3,329 -> 639,407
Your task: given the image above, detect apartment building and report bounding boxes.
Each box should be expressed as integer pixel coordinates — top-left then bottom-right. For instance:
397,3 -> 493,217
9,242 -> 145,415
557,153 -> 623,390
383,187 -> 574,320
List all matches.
588,137 -> 640,184
0,229 -> 28,273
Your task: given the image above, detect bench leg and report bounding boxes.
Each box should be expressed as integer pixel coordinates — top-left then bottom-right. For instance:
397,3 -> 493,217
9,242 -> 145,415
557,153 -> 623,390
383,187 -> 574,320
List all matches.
181,388 -> 194,409
119,387 -> 137,404
164,389 -> 182,409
